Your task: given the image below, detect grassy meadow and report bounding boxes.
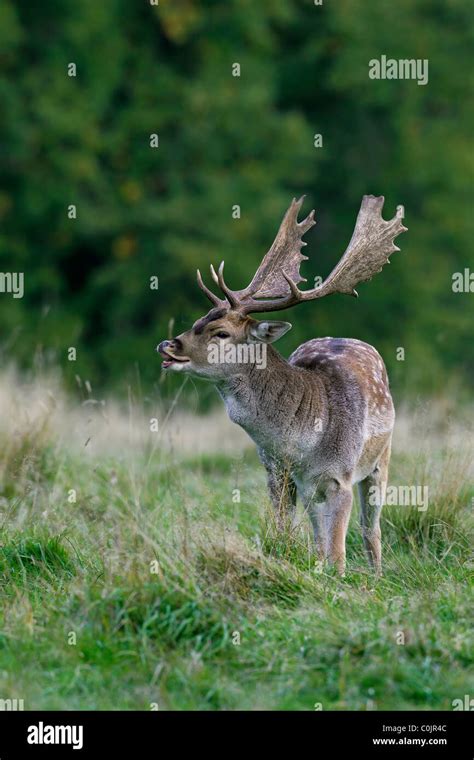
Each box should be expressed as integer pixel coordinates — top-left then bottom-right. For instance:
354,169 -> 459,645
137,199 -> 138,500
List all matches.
0,371 -> 472,711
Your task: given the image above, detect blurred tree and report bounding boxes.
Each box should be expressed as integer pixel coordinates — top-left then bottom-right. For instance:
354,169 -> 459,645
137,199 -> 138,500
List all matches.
0,0 -> 472,402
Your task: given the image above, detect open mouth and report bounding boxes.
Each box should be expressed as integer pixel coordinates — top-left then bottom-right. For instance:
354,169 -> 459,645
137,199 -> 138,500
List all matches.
159,349 -> 190,369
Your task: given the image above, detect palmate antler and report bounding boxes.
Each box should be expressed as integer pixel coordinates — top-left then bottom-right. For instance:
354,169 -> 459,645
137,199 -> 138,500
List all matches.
197,195 -> 407,314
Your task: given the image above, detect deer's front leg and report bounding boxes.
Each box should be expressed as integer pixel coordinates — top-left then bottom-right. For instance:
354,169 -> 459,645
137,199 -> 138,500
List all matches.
308,479 -> 353,575
259,450 -> 297,530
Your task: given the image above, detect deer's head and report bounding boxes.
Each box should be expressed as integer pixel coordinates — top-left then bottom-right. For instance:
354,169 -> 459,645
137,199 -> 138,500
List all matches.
158,195 -> 407,381
158,306 -> 292,380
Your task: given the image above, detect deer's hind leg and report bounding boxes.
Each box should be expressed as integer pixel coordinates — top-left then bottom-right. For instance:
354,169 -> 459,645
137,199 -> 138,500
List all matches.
358,439 -> 391,575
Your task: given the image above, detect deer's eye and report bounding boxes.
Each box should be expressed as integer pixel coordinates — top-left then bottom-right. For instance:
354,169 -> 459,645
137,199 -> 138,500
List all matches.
215,332 -> 230,339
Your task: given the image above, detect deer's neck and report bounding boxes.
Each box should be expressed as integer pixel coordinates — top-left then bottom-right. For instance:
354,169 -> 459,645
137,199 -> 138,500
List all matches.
216,345 -> 325,456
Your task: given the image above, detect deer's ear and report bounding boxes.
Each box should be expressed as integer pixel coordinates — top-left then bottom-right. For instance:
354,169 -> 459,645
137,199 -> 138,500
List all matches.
248,320 -> 292,343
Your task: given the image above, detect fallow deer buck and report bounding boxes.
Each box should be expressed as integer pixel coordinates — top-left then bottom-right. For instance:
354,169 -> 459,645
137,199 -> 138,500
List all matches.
158,195 -> 407,575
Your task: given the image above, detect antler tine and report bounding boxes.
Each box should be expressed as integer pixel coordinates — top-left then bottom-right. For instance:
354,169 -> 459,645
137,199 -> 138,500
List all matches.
197,263 -> 241,309
196,268 -> 226,307
298,208 -> 316,237
210,264 -> 219,284
215,261 -> 240,308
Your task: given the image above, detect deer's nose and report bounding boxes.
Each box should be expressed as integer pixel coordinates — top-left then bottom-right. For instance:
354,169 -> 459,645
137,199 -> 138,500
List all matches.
157,340 -> 169,354
156,338 -> 183,354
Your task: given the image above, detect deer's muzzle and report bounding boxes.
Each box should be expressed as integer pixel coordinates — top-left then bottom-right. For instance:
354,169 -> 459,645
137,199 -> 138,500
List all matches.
157,340 -> 190,368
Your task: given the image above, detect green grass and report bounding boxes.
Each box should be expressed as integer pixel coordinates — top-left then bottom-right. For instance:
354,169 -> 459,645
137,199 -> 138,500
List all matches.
0,400 -> 472,710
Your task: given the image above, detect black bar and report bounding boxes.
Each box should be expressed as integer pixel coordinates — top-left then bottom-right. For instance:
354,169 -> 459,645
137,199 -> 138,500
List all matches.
0,710 -> 471,757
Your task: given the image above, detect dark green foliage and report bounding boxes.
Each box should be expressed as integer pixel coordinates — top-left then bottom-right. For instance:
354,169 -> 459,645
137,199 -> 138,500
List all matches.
0,1 -> 472,399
